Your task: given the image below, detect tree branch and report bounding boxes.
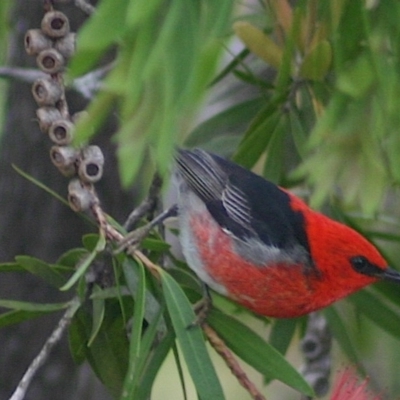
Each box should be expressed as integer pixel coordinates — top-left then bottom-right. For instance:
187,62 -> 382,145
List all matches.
8,298 -> 80,400
202,323 -> 267,400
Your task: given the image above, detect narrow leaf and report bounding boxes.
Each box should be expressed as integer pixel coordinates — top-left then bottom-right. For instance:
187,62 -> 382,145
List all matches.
12,164 -> 69,206
208,309 -> 314,396
0,262 -> 24,272
323,306 -> 361,367
0,309 -> 47,328
121,257 -> 146,400
348,290 -> 400,340
234,21 -> 282,69
160,270 -> 225,400
269,318 -> 298,355
60,233 -> 106,291
15,255 -> 67,288
69,0 -> 130,77
0,299 -> 68,312
88,285 -> 106,347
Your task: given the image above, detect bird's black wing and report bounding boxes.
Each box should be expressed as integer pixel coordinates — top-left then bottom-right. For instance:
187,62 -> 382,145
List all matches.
176,149 -> 311,256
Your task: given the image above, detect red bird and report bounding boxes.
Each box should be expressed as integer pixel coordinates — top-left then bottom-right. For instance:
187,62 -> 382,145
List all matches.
175,149 -> 400,318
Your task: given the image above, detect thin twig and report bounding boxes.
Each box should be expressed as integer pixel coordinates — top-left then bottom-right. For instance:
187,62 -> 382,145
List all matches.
8,298 -> 80,400
124,173 -> 163,231
0,64 -> 113,100
74,0 -> 95,15
0,67 -> 46,83
202,323 -> 267,400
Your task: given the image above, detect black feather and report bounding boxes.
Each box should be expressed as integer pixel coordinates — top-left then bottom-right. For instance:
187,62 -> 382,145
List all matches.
176,149 -> 311,257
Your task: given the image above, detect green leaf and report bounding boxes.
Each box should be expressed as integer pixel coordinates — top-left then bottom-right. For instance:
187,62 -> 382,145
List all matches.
88,285 -> 106,347
336,55 -> 374,98
123,257 -> 162,324
262,114 -> 287,184
141,237 -> 171,252
233,21 -> 282,69
68,0 -> 130,77
324,306 -> 361,367
69,302 -> 130,397
0,309 -> 48,328
347,290 -> 400,340
57,248 -> 89,268
121,257 -> 146,400
233,108 -> 281,168
0,299 -> 68,312
12,164 -> 69,206
0,298 -> 79,328
269,318 -> 298,355
15,255 -> 67,288
0,262 -> 24,272
125,0 -> 163,29
184,97 -> 266,151
208,309 -> 314,396
60,233 -> 106,291
160,269 -> 225,400
135,328 -> 175,400
299,40 -> 332,81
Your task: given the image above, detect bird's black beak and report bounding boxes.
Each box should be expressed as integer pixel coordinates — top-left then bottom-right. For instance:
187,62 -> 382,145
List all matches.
381,267 -> 400,284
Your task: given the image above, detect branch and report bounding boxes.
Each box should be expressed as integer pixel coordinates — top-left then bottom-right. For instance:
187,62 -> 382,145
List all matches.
202,323 -> 267,400
0,64 -> 113,100
123,173 -> 163,231
74,0 -> 95,15
8,299 -> 80,400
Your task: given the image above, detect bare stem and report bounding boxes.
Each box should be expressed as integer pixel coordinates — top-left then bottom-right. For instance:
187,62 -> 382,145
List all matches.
123,173 -> 163,231
202,323 -> 267,400
74,0 -> 95,15
8,299 -> 80,400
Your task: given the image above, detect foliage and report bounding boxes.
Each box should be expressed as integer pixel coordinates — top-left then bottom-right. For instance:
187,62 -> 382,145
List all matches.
2,0 -> 400,399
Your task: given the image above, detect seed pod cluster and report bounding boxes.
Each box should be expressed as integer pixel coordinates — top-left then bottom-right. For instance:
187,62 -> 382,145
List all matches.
26,7 -> 105,212
25,11 -> 75,72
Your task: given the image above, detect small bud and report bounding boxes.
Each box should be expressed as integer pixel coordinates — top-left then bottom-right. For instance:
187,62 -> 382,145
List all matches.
41,11 -> 70,38
48,120 -> 74,145
24,29 -> 52,56
50,145 -> 78,176
32,77 -> 62,106
68,178 -> 95,212
78,145 -> 104,183
36,106 -> 62,132
36,48 -> 64,74
54,32 -> 76,59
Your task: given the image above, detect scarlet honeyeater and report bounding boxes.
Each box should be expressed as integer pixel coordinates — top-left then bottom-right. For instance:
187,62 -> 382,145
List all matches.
175,149 -> 400,318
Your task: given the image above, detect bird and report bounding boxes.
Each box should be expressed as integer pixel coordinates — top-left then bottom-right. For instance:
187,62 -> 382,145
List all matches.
174,148 -> 400,318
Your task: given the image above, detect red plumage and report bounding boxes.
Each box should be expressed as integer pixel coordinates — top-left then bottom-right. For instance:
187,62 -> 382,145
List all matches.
175,149 -> 400,318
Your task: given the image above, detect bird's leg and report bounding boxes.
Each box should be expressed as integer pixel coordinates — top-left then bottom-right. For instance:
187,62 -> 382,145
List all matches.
116,204 -> 178,253
188,283 -> 213,328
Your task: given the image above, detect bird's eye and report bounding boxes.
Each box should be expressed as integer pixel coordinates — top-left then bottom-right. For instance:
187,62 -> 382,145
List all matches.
350,256 -> 381,277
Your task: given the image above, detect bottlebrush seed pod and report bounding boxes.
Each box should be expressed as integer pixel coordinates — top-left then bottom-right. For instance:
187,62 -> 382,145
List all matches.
32,77 -> 62,106
36,48 -> 64,74
41,11 -> 70,38
78,145 -> 104,183
68,178 -> 94,212
48,120 -> 74,145
50,145 -> 78,177
36,106 -> 62,132
54,32 -> 76,59
24,29 -> 52,56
